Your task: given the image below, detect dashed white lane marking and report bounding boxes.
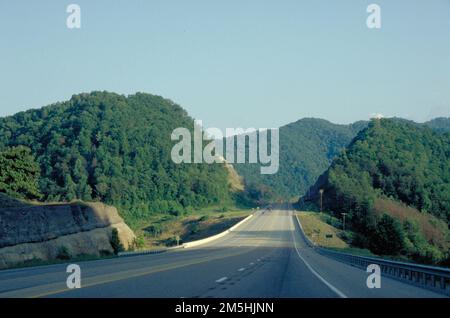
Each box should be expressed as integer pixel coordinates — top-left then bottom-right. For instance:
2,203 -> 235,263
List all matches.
249,262 -> 254,266
238,268 -> 246,272
216,277 -> 228,283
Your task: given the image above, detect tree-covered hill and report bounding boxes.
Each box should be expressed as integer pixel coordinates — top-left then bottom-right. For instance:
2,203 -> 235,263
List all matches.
0,92 -> 234,220
232,117 -> 450,203
301,119 -> 450,264
232,118 -> 368,200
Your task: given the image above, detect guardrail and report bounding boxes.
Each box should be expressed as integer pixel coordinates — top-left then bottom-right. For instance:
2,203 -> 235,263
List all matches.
294,214 -> 450,296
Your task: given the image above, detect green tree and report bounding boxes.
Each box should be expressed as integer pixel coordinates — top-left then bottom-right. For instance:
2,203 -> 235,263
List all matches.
370,214 -> 406,255
0,146 -> 41,199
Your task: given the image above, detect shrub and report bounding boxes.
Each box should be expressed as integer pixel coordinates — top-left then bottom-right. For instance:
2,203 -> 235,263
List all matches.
319,213 -> 342,229
132,235 -> 146,250
168,203 -> 184,217
369,214 -> 406,255
145,224 -> 163,237
190,224 -> 200,235
166,235 -> 181,247
439,253 -> 450,268
110,228 -> 125,255
351,233 -> 371,249
338,231 -> 354,243
56,246 -> 71,260
99,249 -> 113,257
410,244 -> 444,264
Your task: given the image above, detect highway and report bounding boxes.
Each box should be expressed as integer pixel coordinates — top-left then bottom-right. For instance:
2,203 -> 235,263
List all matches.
0,210 -> 445,298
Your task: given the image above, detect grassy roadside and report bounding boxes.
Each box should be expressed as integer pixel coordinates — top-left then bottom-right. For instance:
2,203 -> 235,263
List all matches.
130,206 -> 253,250
297,211 -> 348,248
296,211 -> 450,264
296,211 -> 375,257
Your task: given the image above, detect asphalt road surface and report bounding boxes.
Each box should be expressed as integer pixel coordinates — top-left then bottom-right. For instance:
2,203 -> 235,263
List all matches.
0,210 -> 445,298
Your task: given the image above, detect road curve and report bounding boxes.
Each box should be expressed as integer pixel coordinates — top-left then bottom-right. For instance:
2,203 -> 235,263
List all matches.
0,210 -> 445,298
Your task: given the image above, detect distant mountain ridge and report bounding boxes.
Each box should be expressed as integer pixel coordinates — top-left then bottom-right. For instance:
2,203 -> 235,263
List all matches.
423,117 -> 450,133
233,116 -> 450,201
232,118 -> 367,200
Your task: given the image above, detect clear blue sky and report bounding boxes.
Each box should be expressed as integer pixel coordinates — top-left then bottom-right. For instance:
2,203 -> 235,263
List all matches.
1,0 -> 449,130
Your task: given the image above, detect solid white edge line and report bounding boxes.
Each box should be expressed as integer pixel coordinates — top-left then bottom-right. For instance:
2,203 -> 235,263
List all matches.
291,214 -> 348,298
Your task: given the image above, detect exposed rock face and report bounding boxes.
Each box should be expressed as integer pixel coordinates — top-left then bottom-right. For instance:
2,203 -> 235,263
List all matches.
0,202 -> 135,269
215,155 -> 244,192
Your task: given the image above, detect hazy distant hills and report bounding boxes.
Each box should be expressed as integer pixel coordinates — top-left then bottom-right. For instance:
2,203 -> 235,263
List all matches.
424,117 -> 450,133
233,117 -> 450,201
233,118 -> 368,200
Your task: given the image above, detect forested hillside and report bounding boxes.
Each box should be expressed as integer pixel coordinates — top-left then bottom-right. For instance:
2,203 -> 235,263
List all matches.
302,119 -> 450,264
0,92 -> 234,222
233,118 -> 367,200
233,117 -> 450,202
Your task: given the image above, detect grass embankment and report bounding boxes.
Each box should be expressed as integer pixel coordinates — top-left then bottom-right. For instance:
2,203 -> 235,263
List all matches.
297,212 -> 348,248
129,206 -> 253,250
296,211 -> 375,257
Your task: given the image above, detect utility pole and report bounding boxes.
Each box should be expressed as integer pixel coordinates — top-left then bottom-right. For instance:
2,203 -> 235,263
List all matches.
341,213 -> 348,231
319,189 -> 324,212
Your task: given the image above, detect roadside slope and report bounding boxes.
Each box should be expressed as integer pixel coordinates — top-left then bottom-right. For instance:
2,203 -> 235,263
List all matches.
0,201 -> 135,269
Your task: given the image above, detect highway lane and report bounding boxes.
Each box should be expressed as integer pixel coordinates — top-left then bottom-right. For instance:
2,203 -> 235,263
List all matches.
0,210 -> 445,298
